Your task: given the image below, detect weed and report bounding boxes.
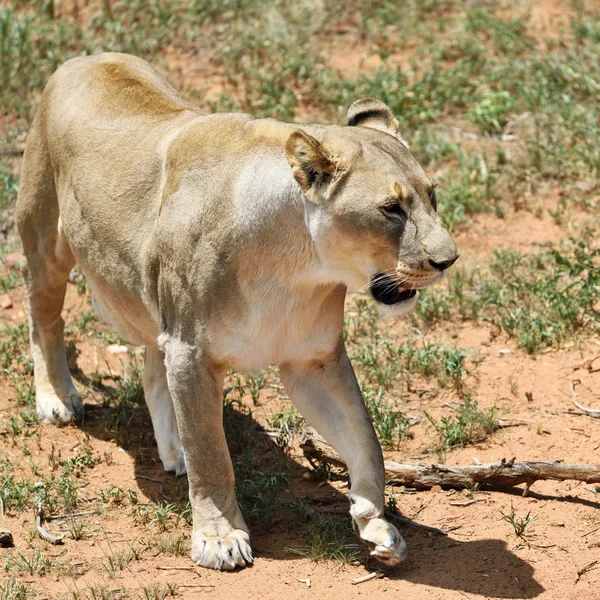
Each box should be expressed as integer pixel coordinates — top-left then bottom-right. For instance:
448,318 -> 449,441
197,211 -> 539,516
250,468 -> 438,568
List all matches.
363,387 -> 411,448
0,323 -> 29,370
0,577 -> 32,600
425,398 -> 501,450
501,502 -> 536,537
98,486 -> 126,507
101,543 -> 135,578
141,533 -> 189,557
266,405 -> 305,441
288,514 -> 363,564
139,583 -> 176,600
65,519 -> 90,541
4,550 -> 51,577
247,371 -> 264,406
467,90 -> 517,134
74,311 -> 95,332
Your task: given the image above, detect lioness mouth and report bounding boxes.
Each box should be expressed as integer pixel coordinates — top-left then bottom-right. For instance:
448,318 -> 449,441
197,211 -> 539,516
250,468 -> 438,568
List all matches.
369,274 -> 417,305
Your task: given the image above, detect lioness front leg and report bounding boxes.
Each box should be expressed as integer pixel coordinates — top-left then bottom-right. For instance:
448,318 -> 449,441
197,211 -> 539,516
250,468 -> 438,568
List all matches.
280,348 -> 407,567
161,336 -> 252,570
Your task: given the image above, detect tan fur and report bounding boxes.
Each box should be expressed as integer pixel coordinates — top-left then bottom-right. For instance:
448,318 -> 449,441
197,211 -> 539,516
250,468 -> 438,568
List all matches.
16,53 -> 457,571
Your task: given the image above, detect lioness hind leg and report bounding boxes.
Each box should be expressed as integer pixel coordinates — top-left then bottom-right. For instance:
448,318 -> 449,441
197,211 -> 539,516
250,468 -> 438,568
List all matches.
16,125 -> 81,424
161,335 -> 252,570
143,347 -> 186,475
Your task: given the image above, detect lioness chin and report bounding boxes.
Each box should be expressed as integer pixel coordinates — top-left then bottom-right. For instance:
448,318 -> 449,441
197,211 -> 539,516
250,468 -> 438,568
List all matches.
17,52 -> 458,571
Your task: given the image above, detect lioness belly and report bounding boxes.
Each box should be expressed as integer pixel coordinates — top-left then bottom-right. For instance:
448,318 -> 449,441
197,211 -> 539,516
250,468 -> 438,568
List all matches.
87,276 -> 159,346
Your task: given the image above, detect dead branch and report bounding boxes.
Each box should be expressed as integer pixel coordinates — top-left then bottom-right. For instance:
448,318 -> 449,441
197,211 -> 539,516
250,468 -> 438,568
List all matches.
570,379 -> 600,418
300,437 -> 600,491
36,505 -> 64,545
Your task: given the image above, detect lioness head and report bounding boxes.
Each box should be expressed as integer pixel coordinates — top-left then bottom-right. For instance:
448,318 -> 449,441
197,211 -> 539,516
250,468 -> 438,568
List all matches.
285,98 -> 458,315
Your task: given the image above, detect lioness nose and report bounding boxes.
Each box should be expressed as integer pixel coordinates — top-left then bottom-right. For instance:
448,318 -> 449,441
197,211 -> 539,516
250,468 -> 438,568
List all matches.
429,255 -> 459,271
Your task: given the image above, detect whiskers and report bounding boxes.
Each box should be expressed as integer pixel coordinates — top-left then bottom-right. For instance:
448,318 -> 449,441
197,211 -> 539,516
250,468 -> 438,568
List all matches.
351,263 -> 440,302
350,268 -> 408,302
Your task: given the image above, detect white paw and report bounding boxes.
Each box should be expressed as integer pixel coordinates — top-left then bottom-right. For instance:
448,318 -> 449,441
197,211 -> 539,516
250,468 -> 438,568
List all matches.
353,516 -> 407,567
160,448 -> 187,476
191,529 -> 253,570
36,390 -> 82,425
157,433 -> 186,476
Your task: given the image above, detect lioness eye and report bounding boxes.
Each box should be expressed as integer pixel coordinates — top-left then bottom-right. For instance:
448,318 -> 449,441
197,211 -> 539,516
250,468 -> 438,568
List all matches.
429,185 -> 438,211
380,204 -> 404,220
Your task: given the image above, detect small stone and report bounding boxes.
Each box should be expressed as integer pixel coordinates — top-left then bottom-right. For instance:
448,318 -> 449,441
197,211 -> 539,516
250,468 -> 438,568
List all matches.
499,349 -> 511,356
107,344 -> 129,354
302,472 -> 312,480
0,530 -> 14,547
0,294 -> 13,309
430,485 -> 442,493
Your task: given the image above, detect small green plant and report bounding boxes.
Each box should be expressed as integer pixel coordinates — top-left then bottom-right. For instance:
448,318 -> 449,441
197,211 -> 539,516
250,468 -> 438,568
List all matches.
425,398 -> 501,450
141,532 -> 189,557
0,577 -> 32,600
288,514 -> 363,564
65,519 -> 90,541
501,503 -> 536,537
74,311 -> 96,332
467,90 -> 517,133
363,387 -> 411,447
247,371 -> 264,406
4,550 -> 52,577
267,406 -> 305,441
139,583 -> 176,600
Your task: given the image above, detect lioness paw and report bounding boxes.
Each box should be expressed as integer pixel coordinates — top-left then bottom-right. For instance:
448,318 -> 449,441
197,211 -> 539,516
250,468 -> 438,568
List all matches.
192,529 -> 253,570
160,447 -> 187,476
353,516 -> 407,567
36,390 -> 82,425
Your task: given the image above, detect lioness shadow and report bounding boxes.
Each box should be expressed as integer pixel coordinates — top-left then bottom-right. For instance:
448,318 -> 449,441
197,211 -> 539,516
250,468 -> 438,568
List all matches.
77,385 -> 544,599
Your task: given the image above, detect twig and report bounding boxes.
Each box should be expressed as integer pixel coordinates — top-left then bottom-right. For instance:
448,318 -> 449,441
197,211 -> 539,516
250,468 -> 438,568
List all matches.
570,379 -> 600,418
135,475 -> 164,483
45,510 -> 97,521
352,572 -> 379,585
301,437 -> 600,490
582,525 -> 600,538
157,566 -> 200,574
177,584 -> 215,588
576,560 -> 599,583
568,354 -> 600,373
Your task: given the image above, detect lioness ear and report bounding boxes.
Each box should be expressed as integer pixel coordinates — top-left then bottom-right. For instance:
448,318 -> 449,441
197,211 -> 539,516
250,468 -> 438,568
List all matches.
286,130 -> 337,197
347,98 -> 402,138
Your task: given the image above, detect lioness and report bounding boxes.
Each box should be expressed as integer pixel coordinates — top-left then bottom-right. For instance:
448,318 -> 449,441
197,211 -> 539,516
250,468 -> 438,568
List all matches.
17,53 -> 458,571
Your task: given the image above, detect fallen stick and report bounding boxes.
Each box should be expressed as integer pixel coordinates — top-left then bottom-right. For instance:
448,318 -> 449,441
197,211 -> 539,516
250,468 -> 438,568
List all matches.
301,437 -> 600,490
352,572 -> 379,585
36,506 -> 64,545
45,510 -> 97,521
570,379 -> 600,418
